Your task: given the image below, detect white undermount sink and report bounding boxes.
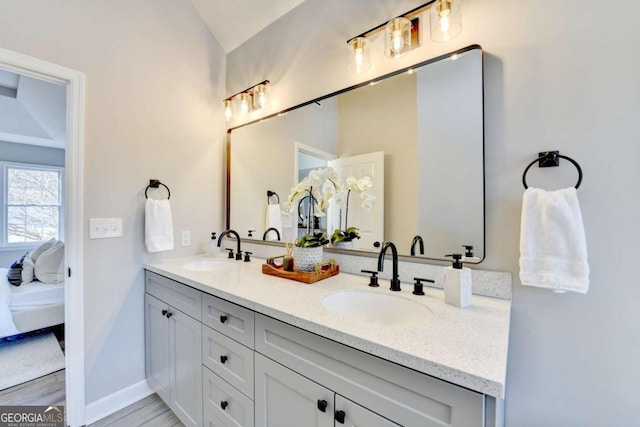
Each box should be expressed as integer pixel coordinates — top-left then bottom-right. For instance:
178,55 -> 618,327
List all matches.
322,289 -> 433,327
182,258 -> 235,272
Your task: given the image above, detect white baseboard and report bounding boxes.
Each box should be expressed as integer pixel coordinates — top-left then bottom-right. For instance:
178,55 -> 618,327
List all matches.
85,379 -> 153,425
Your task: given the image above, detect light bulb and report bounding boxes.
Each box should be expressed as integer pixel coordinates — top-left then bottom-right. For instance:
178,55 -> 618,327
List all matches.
240,93 -> 250,114
348,37 -> 370,73
254,84 -> 267,109
224,100 -> 232,121
391,30 -> 404,53
431,0 -> 461,42
385,17 -> 411,58
440,15 -> 450,33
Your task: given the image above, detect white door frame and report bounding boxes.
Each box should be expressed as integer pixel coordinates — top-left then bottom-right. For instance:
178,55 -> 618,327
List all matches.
0,48 -> 85,426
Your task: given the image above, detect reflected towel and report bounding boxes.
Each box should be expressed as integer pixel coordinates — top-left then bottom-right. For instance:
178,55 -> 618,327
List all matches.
519,187 -> 589,294
145,199 -> 174,253
265,204 -> 283,241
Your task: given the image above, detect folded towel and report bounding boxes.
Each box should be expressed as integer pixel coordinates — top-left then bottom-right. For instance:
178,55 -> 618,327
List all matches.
145,199 -> 174,253
519,187 -> 589,294
265,204 -> 283,241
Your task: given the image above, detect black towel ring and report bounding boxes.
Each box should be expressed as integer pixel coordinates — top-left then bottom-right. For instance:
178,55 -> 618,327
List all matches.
522,151 -> 583,189
267,190 -> 279,205
145,179 -> 171,199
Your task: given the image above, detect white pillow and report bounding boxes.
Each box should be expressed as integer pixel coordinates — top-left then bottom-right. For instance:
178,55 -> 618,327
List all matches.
21,254 -> 35,285
34,240 -> 65,284
30,238 -> 58,263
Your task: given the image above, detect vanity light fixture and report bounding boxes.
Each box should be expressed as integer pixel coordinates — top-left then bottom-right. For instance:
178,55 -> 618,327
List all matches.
222,80 -> 270,122
346,0 -> 462,72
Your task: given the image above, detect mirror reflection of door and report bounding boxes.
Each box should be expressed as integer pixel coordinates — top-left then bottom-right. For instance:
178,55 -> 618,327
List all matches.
330,152 -> 384,250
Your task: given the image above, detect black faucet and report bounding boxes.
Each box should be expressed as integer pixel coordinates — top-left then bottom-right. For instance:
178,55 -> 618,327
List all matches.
377,242 -> 401,291
218,229 -> 242,260
410,235 -> 424,256
262,227 -> 281,241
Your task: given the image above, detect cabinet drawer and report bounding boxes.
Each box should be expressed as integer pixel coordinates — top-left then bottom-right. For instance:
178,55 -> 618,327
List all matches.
203,366 -> 254,427
203,325 -> 254,399
255,314 -> 484,427
145,271 -> 202,321
202,294 -> 254,348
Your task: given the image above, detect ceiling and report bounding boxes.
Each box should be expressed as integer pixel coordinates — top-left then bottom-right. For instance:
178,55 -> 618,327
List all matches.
189,0 -> 305,53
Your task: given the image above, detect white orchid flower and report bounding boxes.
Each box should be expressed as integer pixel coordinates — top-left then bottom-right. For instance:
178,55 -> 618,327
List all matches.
333,191 -> 347,207
357,176 -> 373,191
362,198 -> 376,211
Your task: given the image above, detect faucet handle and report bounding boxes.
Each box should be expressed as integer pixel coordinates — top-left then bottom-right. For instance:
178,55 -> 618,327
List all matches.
413,277 -> 435,296
244,251 -> 252,262
235,250 -> 243,261
361,270 -> 379,287
225,248 -> 234,259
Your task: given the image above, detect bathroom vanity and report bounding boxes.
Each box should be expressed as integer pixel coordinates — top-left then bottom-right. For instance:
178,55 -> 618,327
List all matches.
144,255 -> 510,427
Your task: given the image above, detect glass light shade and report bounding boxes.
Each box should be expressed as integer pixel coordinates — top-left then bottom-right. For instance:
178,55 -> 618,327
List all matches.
430,0 -> 462,42
347,37 -> 371,73
239,93 -> 251,114
224,100 -> 233,121
385,17 -> 411,58
253,84 -> 268,109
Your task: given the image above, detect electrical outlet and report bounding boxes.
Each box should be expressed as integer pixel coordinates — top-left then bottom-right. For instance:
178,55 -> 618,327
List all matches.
181,231 -> 191,246
89,218 -> 123,239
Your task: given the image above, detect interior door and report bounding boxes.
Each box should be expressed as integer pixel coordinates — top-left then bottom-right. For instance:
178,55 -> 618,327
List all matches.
330,151 -> 384,250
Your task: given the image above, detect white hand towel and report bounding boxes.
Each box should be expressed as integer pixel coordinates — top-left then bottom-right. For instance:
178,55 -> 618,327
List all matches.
519,187 -> 589,294
264,204 -> 283,241
145,199 -> 174,253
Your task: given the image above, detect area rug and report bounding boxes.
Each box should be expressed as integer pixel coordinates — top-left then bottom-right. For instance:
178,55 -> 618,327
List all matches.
0,332 -> 65,390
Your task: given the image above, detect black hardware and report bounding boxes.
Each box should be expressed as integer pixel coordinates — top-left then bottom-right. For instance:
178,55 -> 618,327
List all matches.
220,355 -> 228,364
267,190 -> 280,205
263,227 -> 281,241
410,235 -> 424,256
166,311 -> 173,318
463,245 -> 474,258
445,253 -> 463,269
413,277 -> 435,295
248,229 -> 255,237
67,267 -> 71,277
244,251 -> 252,262
211,232 -> 217,240
317,399 -> 328,413
144,179 -> 171,199
335,410 -> 346,424
220,315 -> 228,324
225,248 -> 234,259
377,242 -> 401,291
361,270 -> 379,287
162,309 -> 168,316
218,230 -> 242,260
220,401 -> 228,410
373,241 -> 381,248
235,250 -> 243,261
522,151 -> 583,189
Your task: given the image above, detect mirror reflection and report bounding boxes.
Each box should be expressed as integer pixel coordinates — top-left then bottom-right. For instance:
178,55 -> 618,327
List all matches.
228,45 -> 484,262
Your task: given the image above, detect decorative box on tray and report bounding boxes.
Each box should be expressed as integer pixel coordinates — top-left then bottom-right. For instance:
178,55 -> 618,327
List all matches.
262,257 -> 339,284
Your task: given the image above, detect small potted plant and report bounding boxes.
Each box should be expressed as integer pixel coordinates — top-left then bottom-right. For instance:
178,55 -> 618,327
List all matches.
292,232 -> 329,271
330,227 -> 361,249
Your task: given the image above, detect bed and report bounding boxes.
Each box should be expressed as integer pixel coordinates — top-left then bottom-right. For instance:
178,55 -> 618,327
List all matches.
0,267 -> 64,339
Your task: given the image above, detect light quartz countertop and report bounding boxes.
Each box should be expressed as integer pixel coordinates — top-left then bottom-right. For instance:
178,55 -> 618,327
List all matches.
145,254 -> 511,398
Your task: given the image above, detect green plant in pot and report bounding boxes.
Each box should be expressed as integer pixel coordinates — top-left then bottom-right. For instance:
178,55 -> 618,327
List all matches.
330,227 -> 361,249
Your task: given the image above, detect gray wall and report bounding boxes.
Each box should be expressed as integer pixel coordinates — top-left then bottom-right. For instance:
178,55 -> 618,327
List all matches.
0,0 -> 226,404
227,0 -> 640,425
0,141 -> 65,266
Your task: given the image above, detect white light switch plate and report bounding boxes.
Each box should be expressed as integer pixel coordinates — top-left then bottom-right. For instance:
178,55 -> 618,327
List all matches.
181,230 -> 191,246
89,218 -> 123,239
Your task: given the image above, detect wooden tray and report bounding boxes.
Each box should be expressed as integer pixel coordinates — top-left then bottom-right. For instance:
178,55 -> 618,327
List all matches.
261,262 -> 339,284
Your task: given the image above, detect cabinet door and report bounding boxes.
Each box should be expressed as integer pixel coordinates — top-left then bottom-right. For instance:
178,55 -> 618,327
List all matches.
334,395 -> 400,427
169,307 -> 203,427
145,293 -> 170,405
255,353 -> 333,427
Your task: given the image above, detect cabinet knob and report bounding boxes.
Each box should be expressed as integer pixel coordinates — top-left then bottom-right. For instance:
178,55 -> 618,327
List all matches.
317,399 -> 328,413
220,315 -> 228,324
220,401 -> 228,410
220,355 -> 228,364
166,311 -> 173,318
335,410 -> 346,424
161,309 -> 167,316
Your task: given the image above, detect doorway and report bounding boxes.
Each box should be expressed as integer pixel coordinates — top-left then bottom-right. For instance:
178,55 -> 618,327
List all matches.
0,47 -> 85,426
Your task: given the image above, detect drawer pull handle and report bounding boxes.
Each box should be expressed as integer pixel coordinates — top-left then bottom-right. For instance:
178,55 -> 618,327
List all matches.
166,312 -> 173,318
335,410 -> 346,424
317,399 -> 328,413
161,309 -> 167,316
220,401 -> 228,410
220,315 -> 228,324
220,355 -> 228,364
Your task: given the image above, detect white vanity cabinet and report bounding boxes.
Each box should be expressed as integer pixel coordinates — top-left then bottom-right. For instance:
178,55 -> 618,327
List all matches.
145,272 -> 203,427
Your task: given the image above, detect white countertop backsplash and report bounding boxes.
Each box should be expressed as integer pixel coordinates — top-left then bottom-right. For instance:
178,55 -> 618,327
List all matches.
145,251 -> 511,398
